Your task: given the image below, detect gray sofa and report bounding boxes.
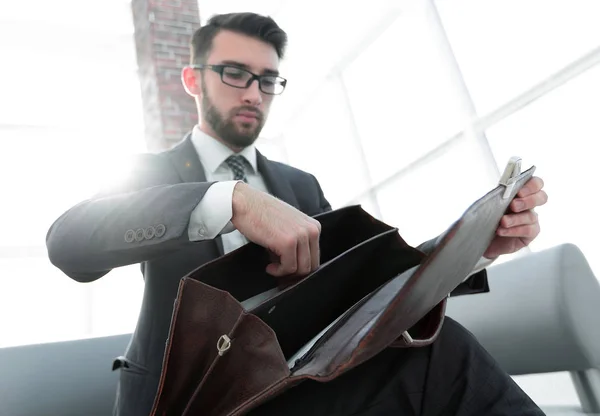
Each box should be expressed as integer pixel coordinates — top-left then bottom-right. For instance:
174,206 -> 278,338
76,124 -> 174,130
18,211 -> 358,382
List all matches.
0,243 -> 598,415
0,333 -> 130,416
447,243 -> 600,415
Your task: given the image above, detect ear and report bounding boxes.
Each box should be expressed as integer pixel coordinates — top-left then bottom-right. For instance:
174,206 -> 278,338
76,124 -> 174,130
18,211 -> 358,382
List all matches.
181,66 -> 202,96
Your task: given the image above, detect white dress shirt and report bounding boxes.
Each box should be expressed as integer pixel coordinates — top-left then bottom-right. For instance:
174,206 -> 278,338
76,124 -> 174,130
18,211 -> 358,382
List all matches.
187,126 -> 269,254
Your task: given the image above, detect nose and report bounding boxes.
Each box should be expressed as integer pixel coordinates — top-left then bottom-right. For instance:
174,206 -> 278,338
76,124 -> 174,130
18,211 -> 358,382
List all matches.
241,79 -> 263,106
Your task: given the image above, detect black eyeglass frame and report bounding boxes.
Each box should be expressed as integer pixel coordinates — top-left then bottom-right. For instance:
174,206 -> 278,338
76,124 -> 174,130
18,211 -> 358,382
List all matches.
190,64 -> 287,95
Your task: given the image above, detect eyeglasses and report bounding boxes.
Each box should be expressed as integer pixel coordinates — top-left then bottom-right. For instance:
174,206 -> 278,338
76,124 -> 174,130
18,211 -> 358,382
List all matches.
191,64 -> 287,95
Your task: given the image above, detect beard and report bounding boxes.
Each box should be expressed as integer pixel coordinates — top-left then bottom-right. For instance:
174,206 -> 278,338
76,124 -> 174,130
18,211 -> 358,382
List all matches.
201,84 -> 265,149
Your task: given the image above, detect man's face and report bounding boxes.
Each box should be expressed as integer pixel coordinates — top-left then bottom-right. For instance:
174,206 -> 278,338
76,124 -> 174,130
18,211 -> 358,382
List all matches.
192,30 -> 281,149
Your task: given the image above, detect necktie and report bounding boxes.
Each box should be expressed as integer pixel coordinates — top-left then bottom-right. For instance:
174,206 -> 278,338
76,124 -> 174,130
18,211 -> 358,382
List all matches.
225,155 -> 248,182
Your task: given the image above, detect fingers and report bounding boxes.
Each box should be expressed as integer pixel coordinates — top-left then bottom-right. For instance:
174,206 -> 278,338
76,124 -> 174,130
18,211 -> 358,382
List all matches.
497,222 -> 540,239
231,185 -> 322,278
308,220 -> 321,272
295,230 -> 312,276
514,176 -> 545,209
267,236 -> 298,277
499,208 -> 540,238
266,219 -> 321,277
497,175 -> 546,242
517,176 -> 544,198
288,219 -> 321,276
500,210 -> 538,228
511,189 -> 548,212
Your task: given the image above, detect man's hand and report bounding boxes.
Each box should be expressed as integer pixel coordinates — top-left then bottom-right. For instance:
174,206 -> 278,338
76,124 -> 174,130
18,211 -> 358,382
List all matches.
484,176 -> 548,259
231,182 -> 322,277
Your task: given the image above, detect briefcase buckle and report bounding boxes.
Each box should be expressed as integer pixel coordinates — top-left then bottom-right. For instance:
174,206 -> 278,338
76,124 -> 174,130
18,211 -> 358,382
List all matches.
401,330 -> 413,345
217,334 -> 232,356
498,156 -> 522,199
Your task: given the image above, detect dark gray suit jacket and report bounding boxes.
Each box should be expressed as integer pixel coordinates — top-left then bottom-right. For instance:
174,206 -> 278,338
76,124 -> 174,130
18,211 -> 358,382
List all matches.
46,135 -> 488,416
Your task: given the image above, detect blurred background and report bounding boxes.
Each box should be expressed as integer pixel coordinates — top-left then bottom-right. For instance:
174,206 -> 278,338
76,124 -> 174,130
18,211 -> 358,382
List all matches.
1,0 -> 599,409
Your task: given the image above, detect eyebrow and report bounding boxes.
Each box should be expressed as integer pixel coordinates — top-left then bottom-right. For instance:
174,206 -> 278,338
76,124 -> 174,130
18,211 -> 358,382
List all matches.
220,60 -> 280,76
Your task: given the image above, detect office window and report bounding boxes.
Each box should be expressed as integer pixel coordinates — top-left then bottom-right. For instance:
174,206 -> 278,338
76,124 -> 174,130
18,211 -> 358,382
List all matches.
486,63 -> 600,277
88,265 -> 145,338
375,135 -> 496,248
255,138 -> 288,165
436,0 -> 600,115
343,4 -> 470,185
0,258 -> 90,348
281,78 -> 372,209
0,1 -> 145,347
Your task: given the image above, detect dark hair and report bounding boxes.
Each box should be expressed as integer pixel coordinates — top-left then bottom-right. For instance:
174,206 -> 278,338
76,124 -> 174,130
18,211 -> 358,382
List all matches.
190,12 -> 288,65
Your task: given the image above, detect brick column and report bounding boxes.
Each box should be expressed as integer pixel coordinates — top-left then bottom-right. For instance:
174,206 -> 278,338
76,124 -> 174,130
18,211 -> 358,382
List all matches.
131,0 -> 201,151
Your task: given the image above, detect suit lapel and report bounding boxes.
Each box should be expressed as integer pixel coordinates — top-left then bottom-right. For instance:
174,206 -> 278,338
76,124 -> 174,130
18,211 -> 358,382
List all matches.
167,132 -> 207,183
256,151 -> 300,210
167,133 -> 225,256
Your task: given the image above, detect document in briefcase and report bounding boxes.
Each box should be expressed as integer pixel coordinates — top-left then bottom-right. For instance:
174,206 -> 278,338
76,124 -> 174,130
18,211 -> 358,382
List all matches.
150,157 -> 535,416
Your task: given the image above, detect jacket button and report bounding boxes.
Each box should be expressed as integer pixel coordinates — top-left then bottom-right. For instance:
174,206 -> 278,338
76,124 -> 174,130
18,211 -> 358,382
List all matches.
135,228 -> 145,242
124,229 -> 135,243
155,224 -> 166,238
144,226 -> 156,240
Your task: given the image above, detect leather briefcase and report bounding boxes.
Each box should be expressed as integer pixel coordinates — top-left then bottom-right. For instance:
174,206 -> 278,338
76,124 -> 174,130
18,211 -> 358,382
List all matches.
150,158 -> 535,416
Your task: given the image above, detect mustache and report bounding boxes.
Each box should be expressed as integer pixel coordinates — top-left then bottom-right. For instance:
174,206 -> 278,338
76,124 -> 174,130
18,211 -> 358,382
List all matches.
232,106 -> 263,120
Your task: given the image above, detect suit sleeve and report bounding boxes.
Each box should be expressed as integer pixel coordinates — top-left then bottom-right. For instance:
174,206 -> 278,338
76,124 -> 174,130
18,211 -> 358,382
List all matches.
46,154 -> 215,282
313,175 -> 332,214
417,237 -> 490,297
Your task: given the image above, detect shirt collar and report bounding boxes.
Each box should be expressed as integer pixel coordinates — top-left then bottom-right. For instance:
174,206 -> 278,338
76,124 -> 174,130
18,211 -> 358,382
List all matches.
191,125 -> 258,174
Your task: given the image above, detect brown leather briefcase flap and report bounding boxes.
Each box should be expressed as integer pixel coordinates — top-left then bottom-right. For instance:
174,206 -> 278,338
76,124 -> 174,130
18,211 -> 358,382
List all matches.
150,160 -> 535,416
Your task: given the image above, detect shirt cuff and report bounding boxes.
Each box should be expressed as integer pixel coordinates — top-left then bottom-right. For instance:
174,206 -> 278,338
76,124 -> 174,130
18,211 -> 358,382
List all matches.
469,255 -> 497,277
188,181 -> 240,241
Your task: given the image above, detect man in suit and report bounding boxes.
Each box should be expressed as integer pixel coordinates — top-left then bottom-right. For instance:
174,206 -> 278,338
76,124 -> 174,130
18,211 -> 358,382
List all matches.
46,12 -> 548,416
